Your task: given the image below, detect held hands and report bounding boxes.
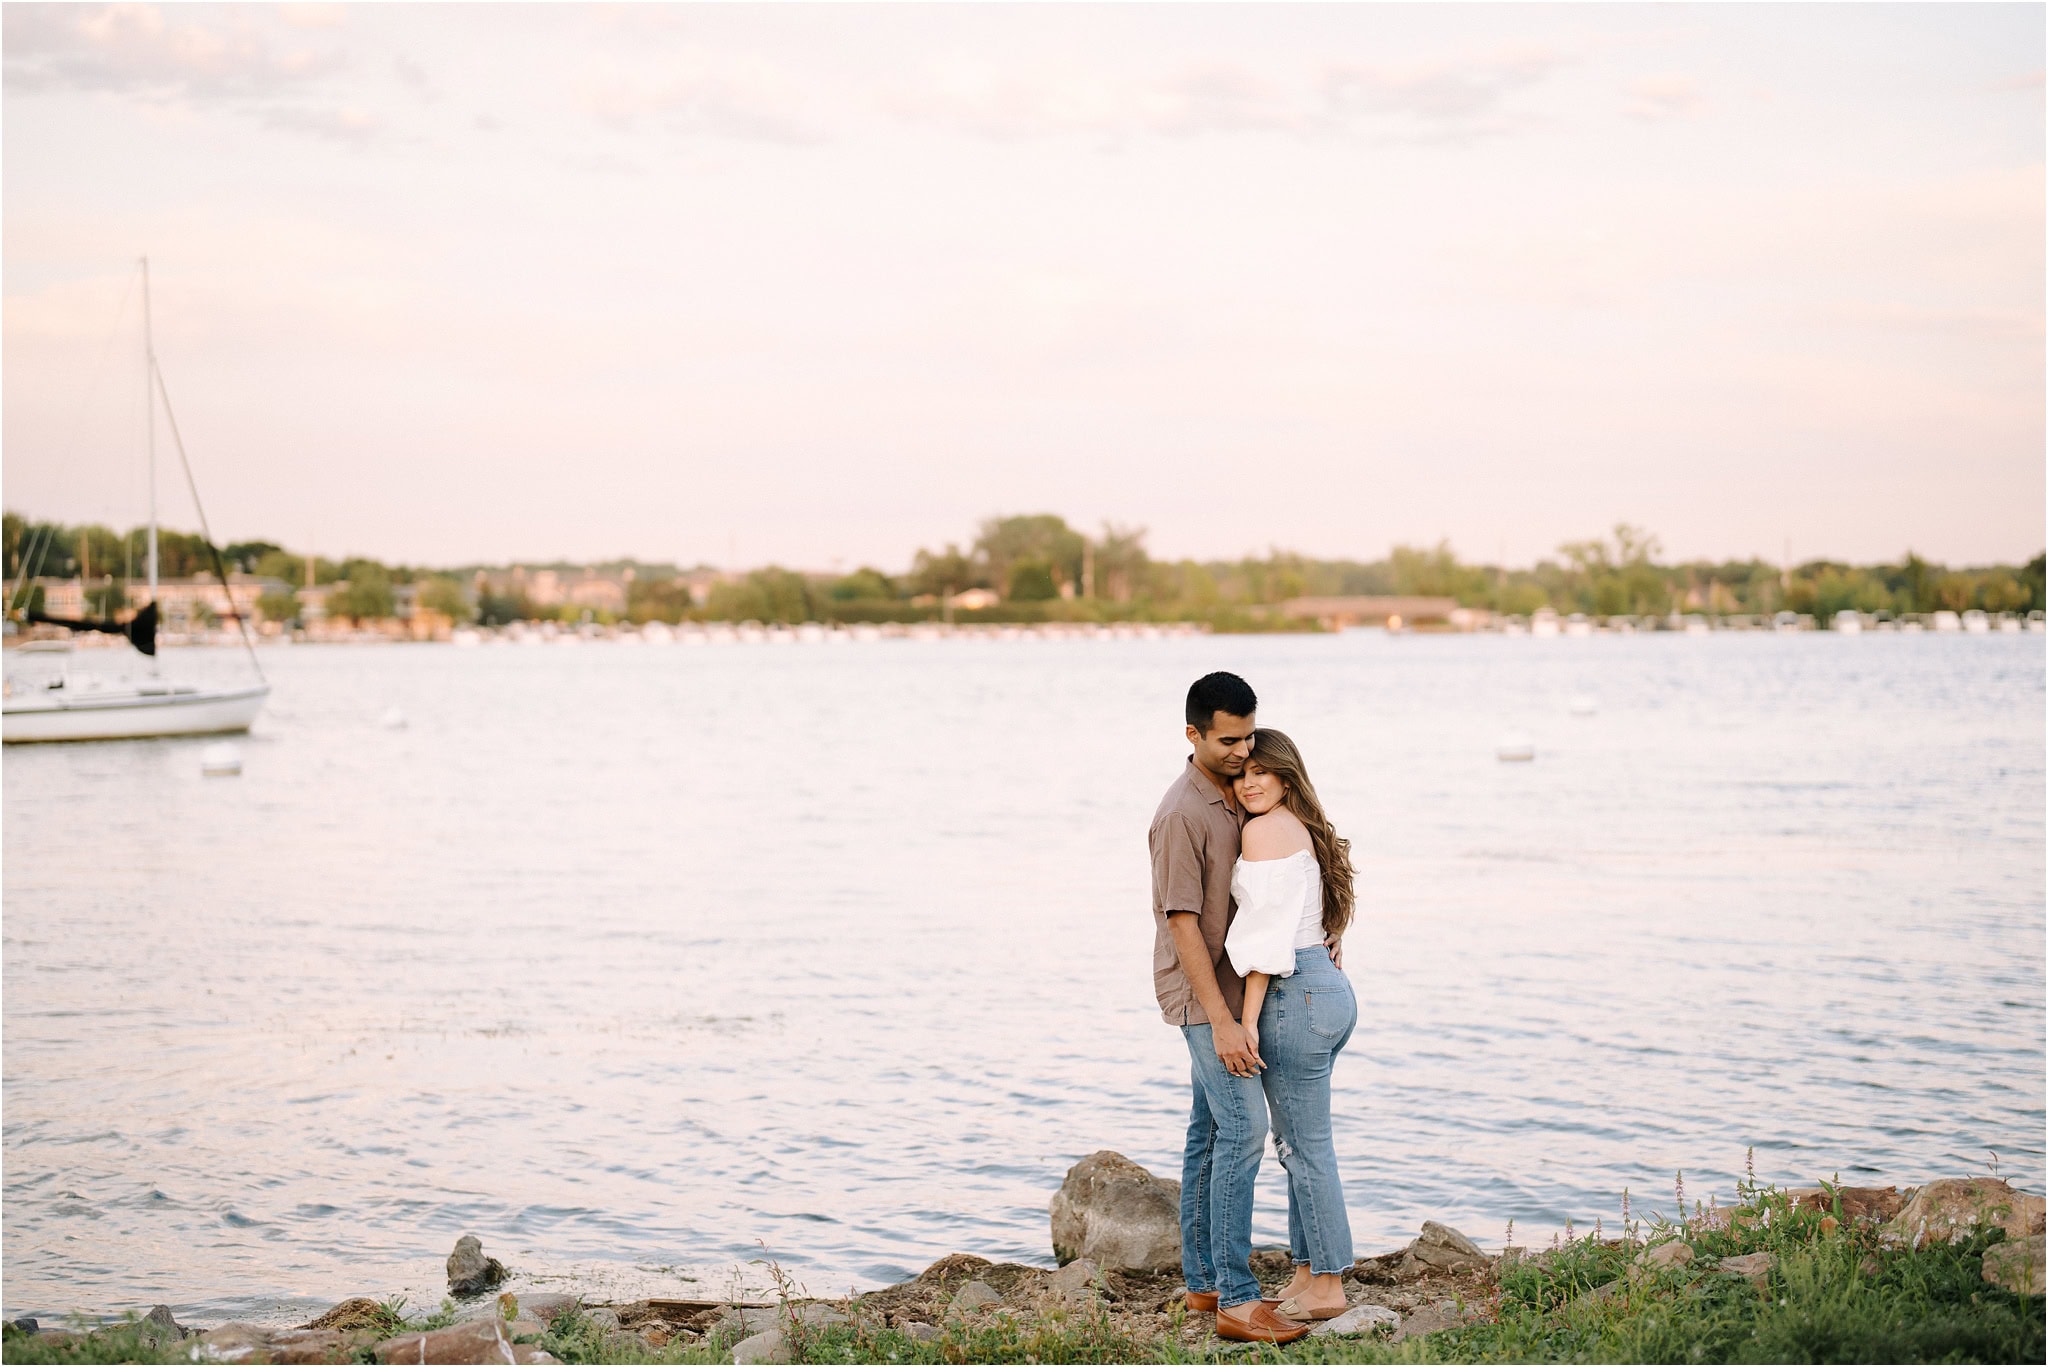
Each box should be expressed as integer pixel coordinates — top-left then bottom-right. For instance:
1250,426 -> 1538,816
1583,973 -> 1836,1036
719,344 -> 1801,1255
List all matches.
1213,1016 -> 1264,1077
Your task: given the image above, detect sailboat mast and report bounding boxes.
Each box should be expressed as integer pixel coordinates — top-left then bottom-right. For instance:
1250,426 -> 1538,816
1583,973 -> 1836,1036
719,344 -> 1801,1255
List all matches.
142,256 -> 158,600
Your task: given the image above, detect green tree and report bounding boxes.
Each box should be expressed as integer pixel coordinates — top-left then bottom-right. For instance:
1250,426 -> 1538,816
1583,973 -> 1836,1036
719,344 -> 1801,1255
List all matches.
909,543 -> 978,598
253,549 -> 309,587
1389,541 -> 1492,601
328,561 -> 396,622
2,511 -> 25,577
1007,560 -> 1058,601
829,567 -> 896,602
257,588 -> 300,625
1977,571 -> 2029,614
1934,573 -> 1975,612
477,590 -> 532,626
417,577 -> 475,624
8,519 -> 74,579
626,578 -> 694,623
223,540 -> 283,573
1894,552 -> 1940,613
83,580 -> 128,617
1557,524 -> 1669,615
149,528 -> 215,578
975,514 -> 1084,597
1093,524 -> 1150,602
706,567 -> 814,622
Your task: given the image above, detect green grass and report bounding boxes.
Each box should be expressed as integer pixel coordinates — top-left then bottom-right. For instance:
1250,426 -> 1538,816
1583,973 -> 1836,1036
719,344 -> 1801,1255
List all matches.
5,1184 -> 2041,1365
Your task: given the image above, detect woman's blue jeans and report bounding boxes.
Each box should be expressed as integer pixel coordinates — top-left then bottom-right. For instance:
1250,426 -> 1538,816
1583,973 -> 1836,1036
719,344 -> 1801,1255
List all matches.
1178,1022 -> 1267,1308
1257,945 -> 1357,1274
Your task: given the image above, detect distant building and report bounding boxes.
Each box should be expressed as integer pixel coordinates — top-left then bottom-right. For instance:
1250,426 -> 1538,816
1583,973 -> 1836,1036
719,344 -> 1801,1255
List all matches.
1279,595 -> 1461,629
298,583 -> 338,623
567,570 -> 627,615
118,575 -> 282,629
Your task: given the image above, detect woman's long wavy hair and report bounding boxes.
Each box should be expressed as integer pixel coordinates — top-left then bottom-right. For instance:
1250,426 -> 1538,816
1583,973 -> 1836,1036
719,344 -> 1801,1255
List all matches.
1246,728 -> 1356,937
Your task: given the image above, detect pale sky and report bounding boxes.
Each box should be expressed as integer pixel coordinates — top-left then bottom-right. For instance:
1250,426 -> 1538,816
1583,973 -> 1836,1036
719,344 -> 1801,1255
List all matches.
3,3 -> 2042,572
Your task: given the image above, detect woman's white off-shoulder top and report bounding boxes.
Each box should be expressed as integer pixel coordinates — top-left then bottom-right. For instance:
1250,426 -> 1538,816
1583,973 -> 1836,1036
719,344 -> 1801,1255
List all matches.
1225,849 -> 1324,978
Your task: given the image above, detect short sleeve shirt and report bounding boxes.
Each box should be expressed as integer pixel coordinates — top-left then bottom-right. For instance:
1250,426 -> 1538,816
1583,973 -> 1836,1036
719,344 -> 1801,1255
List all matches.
1148,757 -> 1246,1025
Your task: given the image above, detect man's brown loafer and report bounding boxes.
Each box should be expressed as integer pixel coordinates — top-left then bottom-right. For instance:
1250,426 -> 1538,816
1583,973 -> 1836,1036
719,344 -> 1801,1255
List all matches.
1215,1302 -> 1313,1344
1182,1290 -> 1219,1313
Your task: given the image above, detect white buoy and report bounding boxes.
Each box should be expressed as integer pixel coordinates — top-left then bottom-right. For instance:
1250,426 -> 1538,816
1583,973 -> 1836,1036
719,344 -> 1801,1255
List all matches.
201,742 -> 242,776
1569,695 -> 1597,717
380,707 -> 408,730
1497,734 -> 1536,762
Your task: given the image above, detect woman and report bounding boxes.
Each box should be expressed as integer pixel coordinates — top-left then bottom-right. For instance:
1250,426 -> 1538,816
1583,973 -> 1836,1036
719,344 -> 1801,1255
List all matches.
1224,728 -> 1359,1321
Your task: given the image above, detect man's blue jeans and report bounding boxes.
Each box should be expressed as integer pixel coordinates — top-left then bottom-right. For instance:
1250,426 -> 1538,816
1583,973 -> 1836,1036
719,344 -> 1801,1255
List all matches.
1179,1022 -> 1268,1308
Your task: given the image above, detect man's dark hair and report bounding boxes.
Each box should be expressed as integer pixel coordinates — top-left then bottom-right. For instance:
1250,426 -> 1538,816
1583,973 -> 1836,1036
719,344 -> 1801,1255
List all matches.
1186,672 -> 1257,733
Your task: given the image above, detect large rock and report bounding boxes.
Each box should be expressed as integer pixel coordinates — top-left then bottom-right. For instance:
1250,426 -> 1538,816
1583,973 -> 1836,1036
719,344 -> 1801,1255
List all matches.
190,1324 -> 272,1363
1389,1298 -> 1477,1342
948,1281 -> 1004,1316
1409,1222 -> 1487,1273
447,1234 -> 508,1295
713,1304 -> 846,1339
135,1304 -> 189,1347
1640,1241 -> 1694,1271
1627,1240 -> 1694,1285
713,1306 -> 783,1339
372,1316 -> 556,1364
1308,1303 -> 1399,1337
507,1294 -> 580,1327
731,1327 -> 788,1365
1047,1257 -> 1103,1308
191,1326 -> 367,1365
300,1298 -> 388,1333
1983,1235 -> 2045,1297
1788,1186 -> 1906,1226
1718,1251 -> 1775,1294
1050,1151 -> 1181,1274
1883,1179 -> 2046,1249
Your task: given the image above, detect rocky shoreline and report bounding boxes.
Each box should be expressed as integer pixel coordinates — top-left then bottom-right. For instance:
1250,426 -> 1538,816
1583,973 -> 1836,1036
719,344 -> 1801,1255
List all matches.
5,1158 -> 2041,1365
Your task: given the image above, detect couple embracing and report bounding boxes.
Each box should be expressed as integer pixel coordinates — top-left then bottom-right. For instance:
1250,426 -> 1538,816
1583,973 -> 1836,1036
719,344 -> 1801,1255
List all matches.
1148,671 -> 1358,1345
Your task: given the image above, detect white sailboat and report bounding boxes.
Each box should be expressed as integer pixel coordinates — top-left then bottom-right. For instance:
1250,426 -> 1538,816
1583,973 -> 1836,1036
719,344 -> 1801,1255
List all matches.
4,258 -> 270,743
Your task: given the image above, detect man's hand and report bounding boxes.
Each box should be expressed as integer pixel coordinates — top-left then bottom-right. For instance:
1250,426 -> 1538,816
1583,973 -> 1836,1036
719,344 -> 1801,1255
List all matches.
1325,934 -> 1344,971
1212,1016 -> 1263,1077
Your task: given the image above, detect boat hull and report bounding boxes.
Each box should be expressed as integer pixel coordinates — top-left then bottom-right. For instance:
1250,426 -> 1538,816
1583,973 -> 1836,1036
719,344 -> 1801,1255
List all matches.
2,685 -> 269,743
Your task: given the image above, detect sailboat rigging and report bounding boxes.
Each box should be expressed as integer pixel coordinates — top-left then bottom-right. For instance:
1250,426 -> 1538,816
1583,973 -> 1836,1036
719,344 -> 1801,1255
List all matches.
4,257 -> 271,743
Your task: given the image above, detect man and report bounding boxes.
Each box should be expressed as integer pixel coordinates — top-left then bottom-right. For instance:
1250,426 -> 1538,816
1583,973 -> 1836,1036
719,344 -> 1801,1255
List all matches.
1147,671 -> 1310,1345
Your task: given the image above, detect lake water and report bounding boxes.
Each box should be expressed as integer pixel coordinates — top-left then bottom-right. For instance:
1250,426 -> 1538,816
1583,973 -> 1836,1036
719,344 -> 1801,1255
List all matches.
3,631 -> 2042,1325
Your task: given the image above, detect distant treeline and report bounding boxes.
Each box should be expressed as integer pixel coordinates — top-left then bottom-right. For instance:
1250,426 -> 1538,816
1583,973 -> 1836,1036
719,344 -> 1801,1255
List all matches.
6,509 -> 2043,628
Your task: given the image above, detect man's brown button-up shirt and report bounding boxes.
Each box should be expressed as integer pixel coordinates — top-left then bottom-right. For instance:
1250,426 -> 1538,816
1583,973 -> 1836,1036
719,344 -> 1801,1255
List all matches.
1148,756 -> 1246,1026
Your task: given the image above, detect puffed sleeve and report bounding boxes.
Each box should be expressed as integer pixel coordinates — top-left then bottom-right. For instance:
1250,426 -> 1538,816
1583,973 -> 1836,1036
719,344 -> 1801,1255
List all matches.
1225,857 -> 1306,977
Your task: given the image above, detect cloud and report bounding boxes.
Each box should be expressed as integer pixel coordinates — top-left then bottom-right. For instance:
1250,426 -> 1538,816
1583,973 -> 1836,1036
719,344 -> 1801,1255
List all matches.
1833,303 -> 2043,343
579,50 -> 825,144
276,4 -> 347,30
392,54 -> 432,95
259,104 -> 381,146
1322,46 -> 1571,130
887,46 -> 1572,144
1623,74 -> 1704,122
2,3 -> 343,100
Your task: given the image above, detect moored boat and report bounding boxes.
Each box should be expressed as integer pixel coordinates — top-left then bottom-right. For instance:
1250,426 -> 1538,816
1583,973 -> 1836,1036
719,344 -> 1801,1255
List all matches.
4,258 -> 269,742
